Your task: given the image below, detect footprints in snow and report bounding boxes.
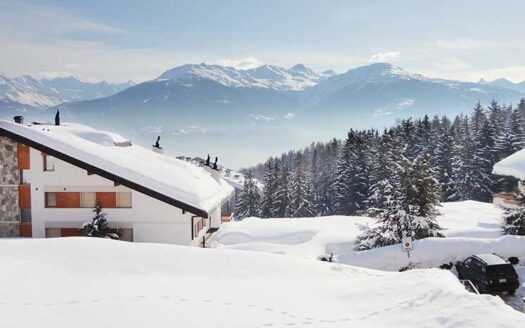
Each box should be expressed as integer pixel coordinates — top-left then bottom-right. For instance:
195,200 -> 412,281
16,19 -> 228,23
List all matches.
0,294 -> 356,327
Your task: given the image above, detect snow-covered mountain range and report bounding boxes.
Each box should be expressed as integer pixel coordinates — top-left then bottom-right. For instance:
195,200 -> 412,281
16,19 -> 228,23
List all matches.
2,62 -> 524,168
55,62 -> 525,120
479,78 -> 525,93
157,63 -> 333,91
0,75 -> 134,108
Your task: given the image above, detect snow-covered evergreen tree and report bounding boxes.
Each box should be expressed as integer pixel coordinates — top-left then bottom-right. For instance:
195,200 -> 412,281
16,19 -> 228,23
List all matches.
274,165 -> 291,217
470,120 -> 495,201
261,159 -> 279,218
81,204 -> 119,239
246,99 -> 523,216
356,146 -> 443,250
235,172 -> 261,219
333,131 -> 371,215
333,131 -> 355,215
503,207 -> 525,235
288,155 -> 316,217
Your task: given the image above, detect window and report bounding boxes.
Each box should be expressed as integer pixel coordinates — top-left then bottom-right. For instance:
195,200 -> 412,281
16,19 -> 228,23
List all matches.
116,192 -> 132,208
193,218 -> 203,239
45,191 -> 130,209
80,192 -> 96,208
45,192 -> 80,208
43,153 -> 55,172
46,192 -> 57,207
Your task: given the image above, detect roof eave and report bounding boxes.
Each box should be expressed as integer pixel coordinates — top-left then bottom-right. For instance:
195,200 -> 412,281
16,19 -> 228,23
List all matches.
0,126 -> 209,218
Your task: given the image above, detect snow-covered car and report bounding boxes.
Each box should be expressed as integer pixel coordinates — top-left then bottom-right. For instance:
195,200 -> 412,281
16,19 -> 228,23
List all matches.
456,254 -> 520,295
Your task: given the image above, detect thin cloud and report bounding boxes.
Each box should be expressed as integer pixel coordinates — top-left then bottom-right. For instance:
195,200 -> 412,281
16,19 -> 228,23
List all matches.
0,2 -> 125,42
284,113 -> 295,120
217,57 -> 263,70
37,71 -> 77,79
433,39 -> 498,50
250,114 -> 275,122
368,51 -> 400,63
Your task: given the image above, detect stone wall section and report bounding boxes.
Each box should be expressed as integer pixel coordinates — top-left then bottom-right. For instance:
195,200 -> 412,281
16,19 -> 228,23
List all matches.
0,136 -> 20,237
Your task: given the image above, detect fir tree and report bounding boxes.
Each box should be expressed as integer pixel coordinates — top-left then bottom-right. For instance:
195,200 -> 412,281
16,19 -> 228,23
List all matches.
503,208 -> 525,235
235,172 -> 261,219
81,203 -> 119,239
357,144 -> 443,250
333,131 -> 355,215
289,155 -> 316,217
261,159 -> 279,218
274,165 -> 291,217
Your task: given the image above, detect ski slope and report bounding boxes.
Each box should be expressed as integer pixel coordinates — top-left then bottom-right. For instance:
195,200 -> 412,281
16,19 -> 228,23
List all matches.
1,237 -> 524,328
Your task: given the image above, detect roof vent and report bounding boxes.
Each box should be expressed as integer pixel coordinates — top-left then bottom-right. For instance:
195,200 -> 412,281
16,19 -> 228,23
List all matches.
113,140 -> 132,147
152,136 -> 164,153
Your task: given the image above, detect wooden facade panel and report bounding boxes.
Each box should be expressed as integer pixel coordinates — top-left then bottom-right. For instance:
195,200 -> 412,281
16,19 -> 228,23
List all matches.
19,223 -> 32,237
61,228 -> 82,237
96,192 -> 116,208
17,143 -> 30,170
19,184 -> 31,209
56,192 -> 81,208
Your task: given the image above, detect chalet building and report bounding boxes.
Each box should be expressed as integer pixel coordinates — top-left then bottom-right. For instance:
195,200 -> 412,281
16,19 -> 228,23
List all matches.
0,118 -> 233,245
493,149 -> 525,207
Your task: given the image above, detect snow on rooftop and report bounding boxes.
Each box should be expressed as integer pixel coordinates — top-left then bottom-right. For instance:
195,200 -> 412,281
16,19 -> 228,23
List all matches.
0,120 -> 233,214
493,149 -> 525,179
475,253 -> 507,265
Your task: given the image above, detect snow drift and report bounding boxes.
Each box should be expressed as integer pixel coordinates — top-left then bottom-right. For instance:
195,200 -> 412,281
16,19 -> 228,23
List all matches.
214,201 -> 525,271
0,237 -> 524,328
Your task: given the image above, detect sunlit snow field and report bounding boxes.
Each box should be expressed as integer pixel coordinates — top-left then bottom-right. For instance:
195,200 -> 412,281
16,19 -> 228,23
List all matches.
1,201 -> 524,327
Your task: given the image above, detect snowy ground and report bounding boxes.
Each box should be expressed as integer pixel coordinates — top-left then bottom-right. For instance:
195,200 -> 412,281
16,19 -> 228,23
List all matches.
1,238 -> 525,328
213,201 -> 514,268
213,201 -> 525,312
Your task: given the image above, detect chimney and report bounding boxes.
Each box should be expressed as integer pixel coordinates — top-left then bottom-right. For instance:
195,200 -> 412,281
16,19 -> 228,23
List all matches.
55,110 -> 60,126
13,116 -> 24,124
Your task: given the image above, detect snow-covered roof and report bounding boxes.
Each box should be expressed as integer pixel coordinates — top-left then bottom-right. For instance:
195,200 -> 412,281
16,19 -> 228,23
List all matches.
493,149 -> 525,179
0,120 -> 233,217
474,253 -> 507,265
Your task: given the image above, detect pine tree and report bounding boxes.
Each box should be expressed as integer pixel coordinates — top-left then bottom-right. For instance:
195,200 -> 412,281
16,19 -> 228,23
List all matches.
503,208 -> 525,235
333,131 -> 355,215
274,165 -> 291,217
81,204 -> 119,239
368,130 -> 399,216
289,155 -> 316,217
333,131 -> 371,215
357,141 -> 443,250
314,139 -> 339,215
261,159 -> 279,218
235,172 -> 261,219
413,154 -> 441,218
518,98 -> 525,130
470,120 -> 495,201
511,108 -> 525,152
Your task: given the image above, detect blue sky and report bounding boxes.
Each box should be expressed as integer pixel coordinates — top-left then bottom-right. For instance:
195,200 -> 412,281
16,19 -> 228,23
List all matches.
1,0 -> 524,83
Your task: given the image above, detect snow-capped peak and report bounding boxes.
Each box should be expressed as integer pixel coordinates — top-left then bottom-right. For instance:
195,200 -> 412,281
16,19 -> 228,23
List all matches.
325,63 -> 425,86
0,74 -> 134,108
157,63 -> 322,91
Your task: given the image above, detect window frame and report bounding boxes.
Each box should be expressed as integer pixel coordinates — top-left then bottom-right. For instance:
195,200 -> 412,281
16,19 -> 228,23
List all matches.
116,192 -> 132,208
80,192 -> 97,208
45,192 -> 57,208
42,153 -> 56,172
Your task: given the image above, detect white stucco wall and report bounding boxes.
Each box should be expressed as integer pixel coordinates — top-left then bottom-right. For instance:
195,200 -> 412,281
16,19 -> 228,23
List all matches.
24,148 -> 218,245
